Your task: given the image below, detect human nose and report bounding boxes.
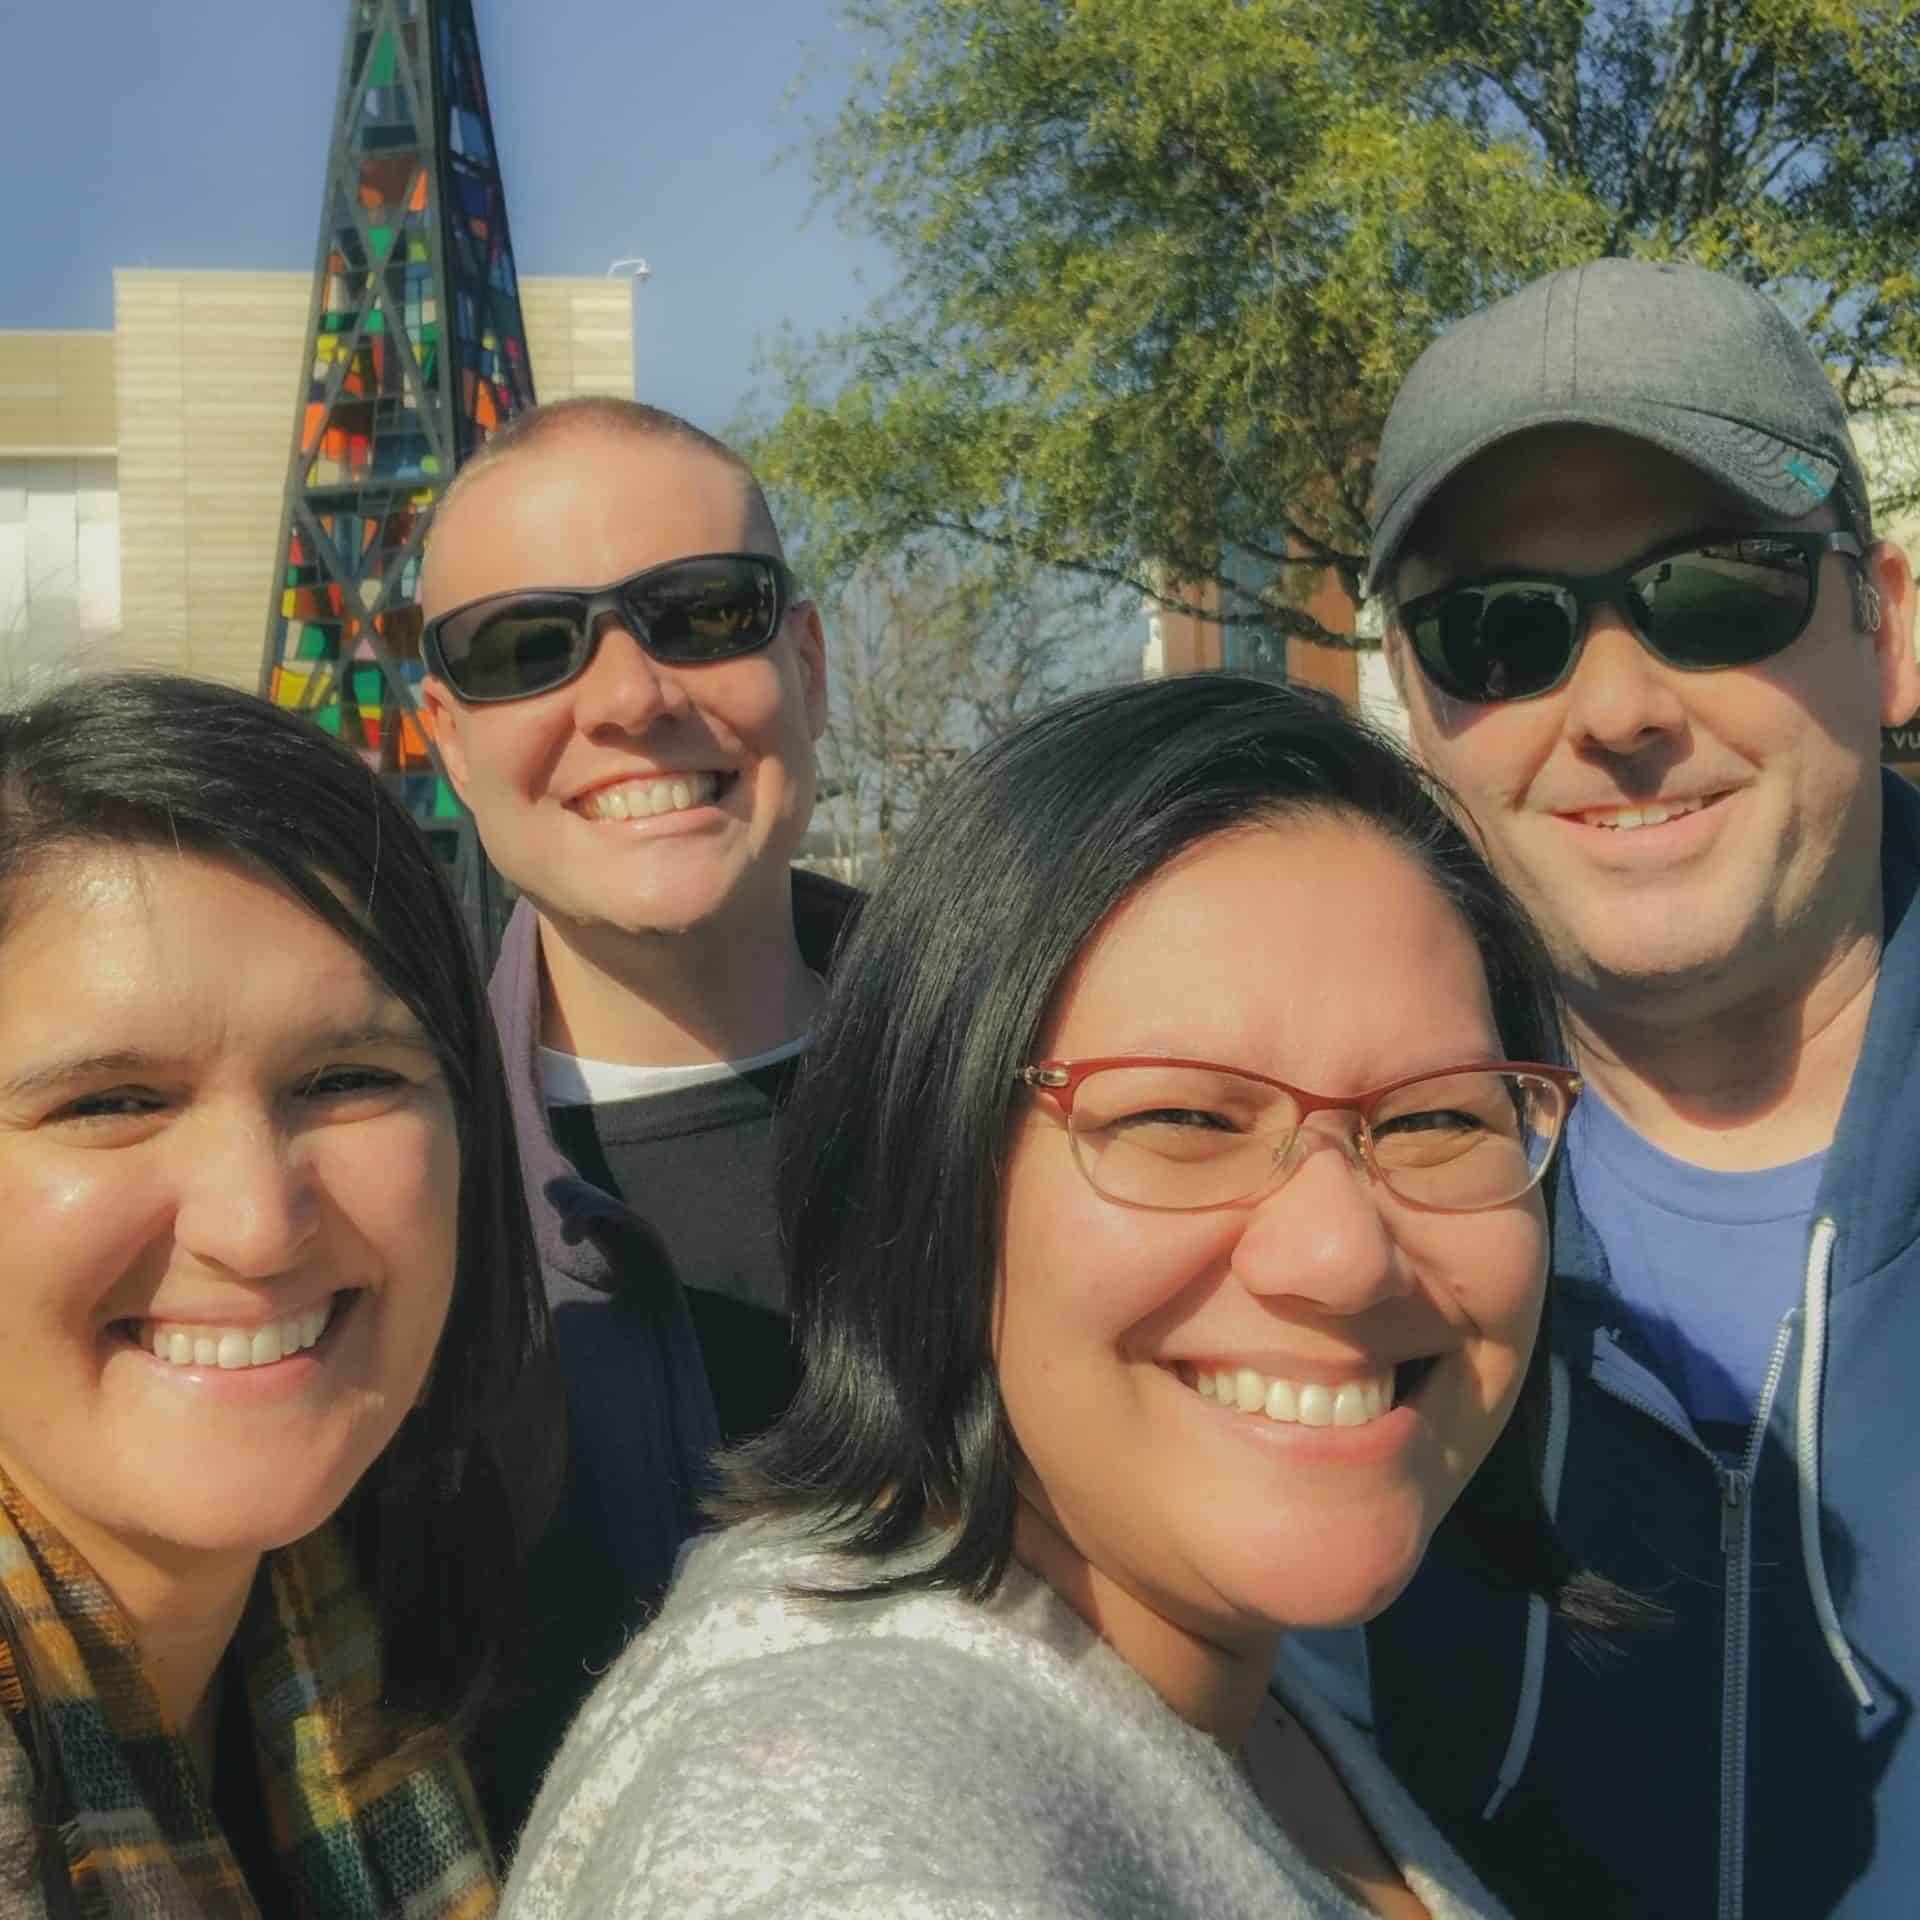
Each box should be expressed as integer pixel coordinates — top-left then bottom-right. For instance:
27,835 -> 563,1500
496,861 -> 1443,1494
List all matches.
171,1106 -> 319,1280
1560,601 -> 1687,755
570,610 -> 692,735
1229,1123 -> 1411,1315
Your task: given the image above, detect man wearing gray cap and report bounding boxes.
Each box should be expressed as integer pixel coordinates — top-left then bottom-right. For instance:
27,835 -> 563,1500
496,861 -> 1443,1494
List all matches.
1359,260 -> 1919,1918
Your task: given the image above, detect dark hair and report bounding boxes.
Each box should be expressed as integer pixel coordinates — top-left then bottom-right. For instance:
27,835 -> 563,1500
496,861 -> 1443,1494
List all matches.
0,672 -> 559,1889
725,672 -> 1639,1631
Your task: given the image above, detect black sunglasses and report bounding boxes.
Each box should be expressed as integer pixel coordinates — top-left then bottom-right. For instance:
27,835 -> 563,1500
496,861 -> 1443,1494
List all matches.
422,551 -> 796,704
1399,529 -> 1863,705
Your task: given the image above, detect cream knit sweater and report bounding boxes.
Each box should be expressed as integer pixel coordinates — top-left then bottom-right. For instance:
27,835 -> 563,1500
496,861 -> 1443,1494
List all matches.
502,1518 -> 1507,1920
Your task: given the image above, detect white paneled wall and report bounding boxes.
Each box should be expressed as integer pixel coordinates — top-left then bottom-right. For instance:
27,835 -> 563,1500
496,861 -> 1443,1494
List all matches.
0,456 -> 121,697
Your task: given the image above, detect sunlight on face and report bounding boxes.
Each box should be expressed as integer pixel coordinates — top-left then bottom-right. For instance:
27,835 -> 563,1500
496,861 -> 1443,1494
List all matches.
0,848 -> 460,1588
996,818 -> 1546,1677
419,430 -> 827,944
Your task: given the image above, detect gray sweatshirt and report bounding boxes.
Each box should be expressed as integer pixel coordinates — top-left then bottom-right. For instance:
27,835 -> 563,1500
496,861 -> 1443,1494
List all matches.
502,1518 -> 1507,1920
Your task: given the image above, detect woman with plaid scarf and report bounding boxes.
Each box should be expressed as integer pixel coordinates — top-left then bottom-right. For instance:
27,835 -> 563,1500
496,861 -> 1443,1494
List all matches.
0,674 -> 559,1919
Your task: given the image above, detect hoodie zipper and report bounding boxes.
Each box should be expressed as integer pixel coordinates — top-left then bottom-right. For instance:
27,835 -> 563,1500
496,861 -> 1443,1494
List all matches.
1590,1316 -> 1795,1920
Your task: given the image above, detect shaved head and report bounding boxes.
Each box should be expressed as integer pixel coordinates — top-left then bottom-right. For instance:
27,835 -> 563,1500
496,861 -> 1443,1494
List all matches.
430,396 -> 785,572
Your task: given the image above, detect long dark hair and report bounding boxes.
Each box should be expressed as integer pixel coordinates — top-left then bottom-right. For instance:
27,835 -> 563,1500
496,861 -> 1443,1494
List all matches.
0,672 -> 558,1890
725,672 -> 1637,1630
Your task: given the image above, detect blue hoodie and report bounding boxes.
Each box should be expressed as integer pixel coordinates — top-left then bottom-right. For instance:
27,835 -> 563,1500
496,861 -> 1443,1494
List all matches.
1364,770 -> 1920,1920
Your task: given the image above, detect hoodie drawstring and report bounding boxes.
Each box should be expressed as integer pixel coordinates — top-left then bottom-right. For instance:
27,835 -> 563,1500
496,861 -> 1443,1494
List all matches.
1796,1216 -> 1876,1713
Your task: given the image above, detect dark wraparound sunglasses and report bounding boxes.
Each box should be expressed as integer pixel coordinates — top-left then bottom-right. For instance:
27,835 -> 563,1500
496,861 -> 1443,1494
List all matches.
1399,529 -> 1863,705
423,551 -> 796,704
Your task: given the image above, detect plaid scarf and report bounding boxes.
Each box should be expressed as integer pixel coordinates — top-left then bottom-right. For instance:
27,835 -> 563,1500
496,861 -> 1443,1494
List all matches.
0,1471 -> 496,1919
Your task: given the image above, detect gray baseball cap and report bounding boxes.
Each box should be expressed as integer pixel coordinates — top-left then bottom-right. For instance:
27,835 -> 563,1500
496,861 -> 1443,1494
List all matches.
1364,258 -> 1870,596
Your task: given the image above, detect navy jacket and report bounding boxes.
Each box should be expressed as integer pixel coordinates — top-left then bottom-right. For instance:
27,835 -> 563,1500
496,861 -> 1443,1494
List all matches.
476,869 -> 859,1845
1366,770 -> 1920,1919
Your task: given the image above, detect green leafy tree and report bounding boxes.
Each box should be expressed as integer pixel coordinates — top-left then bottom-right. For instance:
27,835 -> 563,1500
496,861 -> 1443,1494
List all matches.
752,0 -> 1920,643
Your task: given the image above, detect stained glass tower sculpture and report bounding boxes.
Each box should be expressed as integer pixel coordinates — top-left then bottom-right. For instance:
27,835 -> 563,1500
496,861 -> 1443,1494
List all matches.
260,0 -> 534,933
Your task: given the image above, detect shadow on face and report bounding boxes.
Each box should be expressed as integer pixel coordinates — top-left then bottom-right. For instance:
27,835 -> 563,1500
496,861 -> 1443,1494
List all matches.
1381,427 -> 1915,1012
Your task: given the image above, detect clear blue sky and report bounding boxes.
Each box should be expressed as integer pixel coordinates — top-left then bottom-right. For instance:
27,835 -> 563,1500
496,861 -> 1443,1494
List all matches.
0,0 -> 886,435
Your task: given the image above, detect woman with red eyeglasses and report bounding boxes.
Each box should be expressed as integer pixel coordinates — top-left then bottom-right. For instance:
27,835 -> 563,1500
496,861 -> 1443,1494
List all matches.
503,674 -> 1645,1920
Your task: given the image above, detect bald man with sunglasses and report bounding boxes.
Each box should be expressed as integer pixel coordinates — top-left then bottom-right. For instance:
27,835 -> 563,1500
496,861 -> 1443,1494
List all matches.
417,397 -> 853,1843
1346,262 -> 1920,1918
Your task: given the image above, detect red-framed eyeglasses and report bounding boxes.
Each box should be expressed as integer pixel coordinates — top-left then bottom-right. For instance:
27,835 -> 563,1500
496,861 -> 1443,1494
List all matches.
1016,1055 -> 1582,1214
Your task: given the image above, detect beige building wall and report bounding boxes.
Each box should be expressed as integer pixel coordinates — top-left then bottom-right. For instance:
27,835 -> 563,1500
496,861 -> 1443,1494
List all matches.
0,331 -> 117,454
115,273 -> 309,686
114,269 -> 634,689
517,278 -> 636,401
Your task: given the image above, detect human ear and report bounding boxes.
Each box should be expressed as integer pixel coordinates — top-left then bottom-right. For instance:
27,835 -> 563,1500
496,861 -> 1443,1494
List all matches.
1866,541 -> 1919,728
418,677 -> 474,798
792,602 -> 829,742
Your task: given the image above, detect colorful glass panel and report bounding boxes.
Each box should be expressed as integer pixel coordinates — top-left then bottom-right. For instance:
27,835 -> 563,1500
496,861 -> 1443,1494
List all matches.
261,0 -> 538,927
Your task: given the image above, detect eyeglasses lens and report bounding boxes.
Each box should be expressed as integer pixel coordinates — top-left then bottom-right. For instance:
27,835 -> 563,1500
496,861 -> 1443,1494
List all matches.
1627,540 -> 1812,666
1067,1065 -> 1563,1213
627,557 -> 781,663
1419,585 -> 1575,701
1364,1070 -> 1561,1210
457,597 -> 585,700
1070,1063 -> 1292,1212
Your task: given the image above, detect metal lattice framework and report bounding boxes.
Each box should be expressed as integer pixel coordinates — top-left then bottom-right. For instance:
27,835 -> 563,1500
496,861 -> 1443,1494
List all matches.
260,0 -> 534,935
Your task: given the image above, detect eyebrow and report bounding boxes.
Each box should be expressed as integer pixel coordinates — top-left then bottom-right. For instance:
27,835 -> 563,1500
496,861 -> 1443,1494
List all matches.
0,1019 -> 434,1105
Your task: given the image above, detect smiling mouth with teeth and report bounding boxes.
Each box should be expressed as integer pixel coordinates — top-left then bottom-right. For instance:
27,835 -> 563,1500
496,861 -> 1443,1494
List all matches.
129,1294 -> 341,1372
1173,1358 -> 1435,1428
1577,793 -> 1716,832
583,771 -> 728,822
